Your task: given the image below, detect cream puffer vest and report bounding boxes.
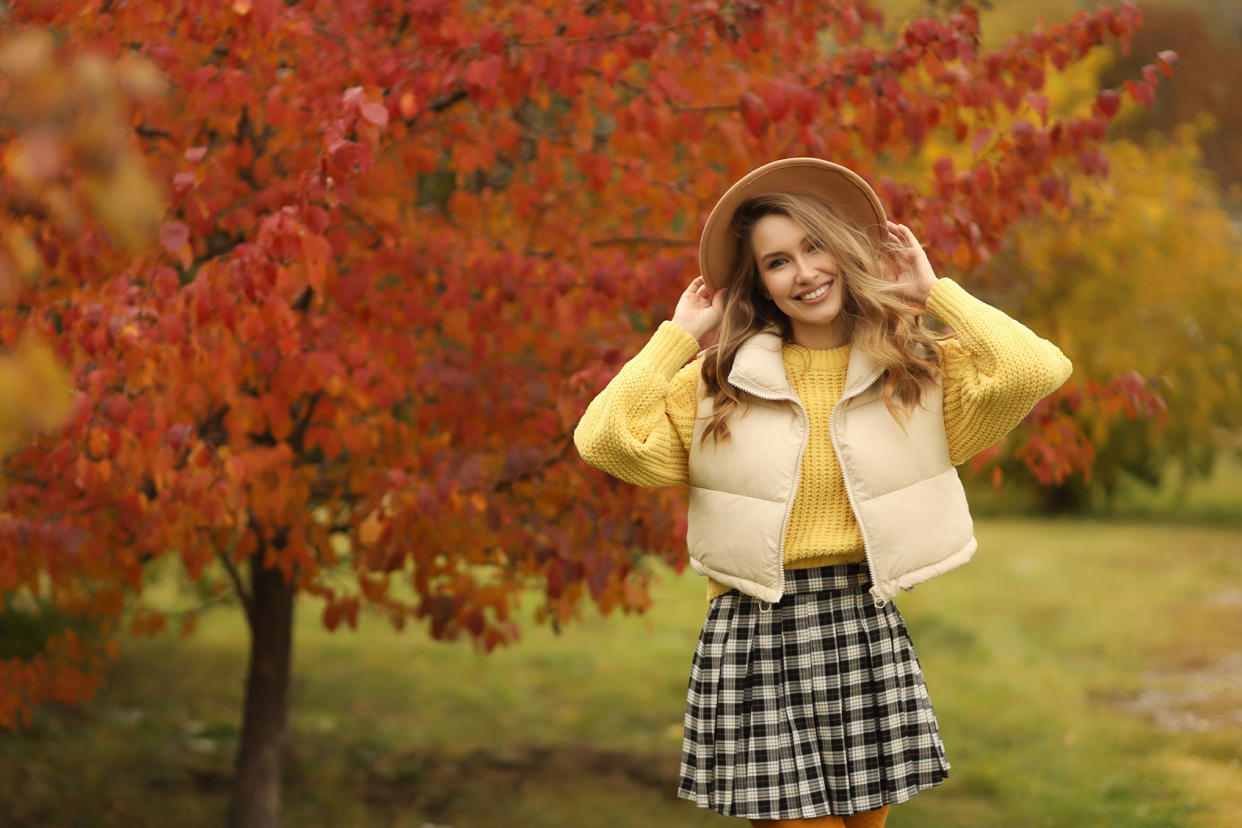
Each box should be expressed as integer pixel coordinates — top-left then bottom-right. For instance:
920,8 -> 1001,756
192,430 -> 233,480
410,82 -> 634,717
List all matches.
686,328 -> 976,606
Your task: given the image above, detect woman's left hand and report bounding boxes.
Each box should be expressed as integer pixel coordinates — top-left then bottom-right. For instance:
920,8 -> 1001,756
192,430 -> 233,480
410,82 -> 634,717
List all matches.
884,220 -> 938,307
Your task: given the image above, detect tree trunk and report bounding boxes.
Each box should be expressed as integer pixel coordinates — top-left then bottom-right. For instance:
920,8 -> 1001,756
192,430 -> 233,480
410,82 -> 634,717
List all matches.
1040,478 -> 1090,513
227,556 -> 296,828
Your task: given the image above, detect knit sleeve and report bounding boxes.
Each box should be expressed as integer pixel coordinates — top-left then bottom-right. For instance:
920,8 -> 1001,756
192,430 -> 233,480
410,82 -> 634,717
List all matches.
926,279 -> 1073,466
573,321 -> 704,487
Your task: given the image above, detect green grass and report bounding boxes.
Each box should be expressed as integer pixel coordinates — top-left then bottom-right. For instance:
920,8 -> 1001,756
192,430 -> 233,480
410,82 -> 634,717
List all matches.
894,520 -> 1242,828
3,519 -> 1242,826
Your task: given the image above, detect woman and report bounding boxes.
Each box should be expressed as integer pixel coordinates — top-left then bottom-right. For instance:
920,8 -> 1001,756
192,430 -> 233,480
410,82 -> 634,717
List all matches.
573,158 -> 1072,827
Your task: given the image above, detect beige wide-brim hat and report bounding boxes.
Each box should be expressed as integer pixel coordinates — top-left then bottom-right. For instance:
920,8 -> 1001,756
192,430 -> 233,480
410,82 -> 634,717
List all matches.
698,157 -> 888,290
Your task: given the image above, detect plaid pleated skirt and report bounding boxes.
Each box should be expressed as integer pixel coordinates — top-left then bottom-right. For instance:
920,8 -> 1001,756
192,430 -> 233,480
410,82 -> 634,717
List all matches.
677,563 -> 950,820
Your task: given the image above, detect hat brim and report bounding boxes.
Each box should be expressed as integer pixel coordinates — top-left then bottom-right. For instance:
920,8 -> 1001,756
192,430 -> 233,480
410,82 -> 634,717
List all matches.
698,158 -> 888,290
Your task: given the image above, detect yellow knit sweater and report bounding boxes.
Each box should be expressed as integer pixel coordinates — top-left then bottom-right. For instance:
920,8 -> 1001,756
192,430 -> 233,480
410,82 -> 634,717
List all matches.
573,279 -> 1073,600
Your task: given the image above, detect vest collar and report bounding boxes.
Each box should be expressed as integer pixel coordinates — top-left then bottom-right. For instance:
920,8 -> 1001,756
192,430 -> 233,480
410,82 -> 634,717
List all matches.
728,326 -> 885,402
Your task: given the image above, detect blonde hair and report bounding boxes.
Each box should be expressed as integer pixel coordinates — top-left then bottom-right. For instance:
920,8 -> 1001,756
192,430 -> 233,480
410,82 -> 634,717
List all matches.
699,192 -> 944,446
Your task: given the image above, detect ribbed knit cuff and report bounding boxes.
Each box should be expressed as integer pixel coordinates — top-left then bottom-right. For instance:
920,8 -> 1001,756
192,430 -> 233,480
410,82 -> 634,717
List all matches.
707,577 -> 735,602
644,321 -> 702,378
925,278 -> 989,335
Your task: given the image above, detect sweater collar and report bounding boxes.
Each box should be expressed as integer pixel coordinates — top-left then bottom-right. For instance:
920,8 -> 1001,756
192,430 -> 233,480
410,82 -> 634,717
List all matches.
729,326 -> 884,402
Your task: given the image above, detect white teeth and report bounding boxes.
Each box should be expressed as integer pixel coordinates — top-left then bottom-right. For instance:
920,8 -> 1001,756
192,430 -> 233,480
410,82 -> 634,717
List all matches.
798,283 -> 830,301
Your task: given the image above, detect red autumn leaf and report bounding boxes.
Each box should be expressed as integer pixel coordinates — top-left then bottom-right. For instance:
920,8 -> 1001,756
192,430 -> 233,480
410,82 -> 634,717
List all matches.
1096,89 -> 1121,117
398,90 -> 418,120
763,80 -> 791,122
159,221 -> 189,253
738,92 -> 766,137
1025,93 -> 1050,125
1010,119 -> 1036,145
464,56 -> 502,90
1125,79 -> 1156,107
1038,175 -> 1061,203
359,102 -> 388,126
172,171 -> 195,194
970,127 -> 993,156
791,84 -> 818,125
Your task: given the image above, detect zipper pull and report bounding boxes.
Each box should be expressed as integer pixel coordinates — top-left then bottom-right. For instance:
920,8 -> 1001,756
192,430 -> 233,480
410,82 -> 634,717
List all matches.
869,585 -> 888,609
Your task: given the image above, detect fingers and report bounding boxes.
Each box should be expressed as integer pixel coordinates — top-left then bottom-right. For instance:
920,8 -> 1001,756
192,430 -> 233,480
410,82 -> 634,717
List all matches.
686,275 -> 728,310
886,220 -> 913,244
689,275 -> 713,295
686,275 -> 717,302
888,221 -> 923,251
884,222 -> 913,282
885,222 -> 904,249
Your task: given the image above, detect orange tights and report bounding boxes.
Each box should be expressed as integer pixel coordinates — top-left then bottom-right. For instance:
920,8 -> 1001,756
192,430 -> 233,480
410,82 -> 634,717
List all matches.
750,805 -> 890,828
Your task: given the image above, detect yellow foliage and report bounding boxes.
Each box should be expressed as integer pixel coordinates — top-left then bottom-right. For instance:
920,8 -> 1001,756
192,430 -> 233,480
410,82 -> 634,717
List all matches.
988,131 -> 1242,485
0,28 -> 54,80
114,53 -> 170,100
0,30 -> 168,251
0,334 -> 73,458
0,226 -> 42,291
875,0 -> 1079,48
358,510 -> 384,545
83,154 -> 166,251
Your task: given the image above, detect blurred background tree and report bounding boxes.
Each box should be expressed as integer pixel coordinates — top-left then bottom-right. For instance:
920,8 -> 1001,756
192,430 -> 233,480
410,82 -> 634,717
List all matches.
884,0 -> 1242,510
1099,1 -> 1242,200
972,134 -> 1242,510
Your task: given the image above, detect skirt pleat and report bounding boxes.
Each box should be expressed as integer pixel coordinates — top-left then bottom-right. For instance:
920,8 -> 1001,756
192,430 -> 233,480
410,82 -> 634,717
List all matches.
677,563 -> 950,820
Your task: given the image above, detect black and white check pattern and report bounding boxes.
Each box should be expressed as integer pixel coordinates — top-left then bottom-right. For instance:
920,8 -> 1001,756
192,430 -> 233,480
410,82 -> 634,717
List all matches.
677,563 -> 950,819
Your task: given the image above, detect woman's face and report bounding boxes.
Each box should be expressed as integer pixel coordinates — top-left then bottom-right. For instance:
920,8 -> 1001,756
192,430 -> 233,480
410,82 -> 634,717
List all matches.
751,213 -> 848,349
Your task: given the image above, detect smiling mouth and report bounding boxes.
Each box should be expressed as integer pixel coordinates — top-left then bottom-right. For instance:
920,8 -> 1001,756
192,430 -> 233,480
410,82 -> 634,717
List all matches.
795,281 -> 832,301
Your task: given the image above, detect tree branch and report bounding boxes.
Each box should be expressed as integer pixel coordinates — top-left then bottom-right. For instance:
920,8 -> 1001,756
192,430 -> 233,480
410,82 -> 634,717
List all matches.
494,432 -> 576,492
218,546 -> 254,623
671,104 -> 735,114
516,14 -> 715,47
590,236 -> 694,248
135,124 -> 173,141
428,89 -> 468,113
340,203 -> 384,247
288,391 -> 325,455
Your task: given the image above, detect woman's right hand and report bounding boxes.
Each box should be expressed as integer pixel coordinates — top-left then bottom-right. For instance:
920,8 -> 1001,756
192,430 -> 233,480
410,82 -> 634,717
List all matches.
671,276 -> 728,343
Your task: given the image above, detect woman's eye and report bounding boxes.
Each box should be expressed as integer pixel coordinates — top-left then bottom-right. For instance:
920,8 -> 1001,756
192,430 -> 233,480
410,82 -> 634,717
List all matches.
767,257 -> 788,269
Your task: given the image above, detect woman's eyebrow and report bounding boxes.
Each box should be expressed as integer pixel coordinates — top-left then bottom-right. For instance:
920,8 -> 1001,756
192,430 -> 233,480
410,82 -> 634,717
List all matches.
759,236 -> 812,262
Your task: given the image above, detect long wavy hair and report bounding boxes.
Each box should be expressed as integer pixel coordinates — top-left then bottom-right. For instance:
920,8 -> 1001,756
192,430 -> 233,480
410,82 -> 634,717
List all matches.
698,192 -> 944,447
